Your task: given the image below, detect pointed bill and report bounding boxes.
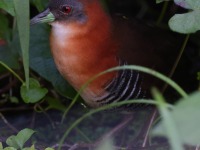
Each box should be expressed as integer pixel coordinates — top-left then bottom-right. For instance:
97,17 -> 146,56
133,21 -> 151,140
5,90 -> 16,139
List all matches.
30,8 -> 55,25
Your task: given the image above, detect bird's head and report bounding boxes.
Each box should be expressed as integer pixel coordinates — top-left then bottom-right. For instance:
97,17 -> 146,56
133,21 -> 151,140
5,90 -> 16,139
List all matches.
30,0 -> 107,26
31,0 -> 88,25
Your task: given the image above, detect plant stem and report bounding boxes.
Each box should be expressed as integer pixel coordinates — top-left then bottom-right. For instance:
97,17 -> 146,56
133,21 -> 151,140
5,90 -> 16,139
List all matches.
162,34 -> 190,93
156,1 -> 169,25
0,61 -> 24,84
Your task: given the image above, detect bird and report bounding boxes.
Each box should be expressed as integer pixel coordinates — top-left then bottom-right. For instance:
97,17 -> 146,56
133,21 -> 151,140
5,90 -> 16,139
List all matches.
30,0 -> 181,109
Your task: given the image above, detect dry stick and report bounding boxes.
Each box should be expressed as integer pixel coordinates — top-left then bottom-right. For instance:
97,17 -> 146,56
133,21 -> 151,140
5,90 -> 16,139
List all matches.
0,106 -> 33,112
0,113 -> 18,133
97,115 -> 133,142
0,72 -> 10,80
142,109 -> 158,147
30,111 -> 36,129
0,77 -> 17,95
67,116 -> 133,150
34,104 -> 56,129
128,108 -> 158,148
51,143 -> 72,149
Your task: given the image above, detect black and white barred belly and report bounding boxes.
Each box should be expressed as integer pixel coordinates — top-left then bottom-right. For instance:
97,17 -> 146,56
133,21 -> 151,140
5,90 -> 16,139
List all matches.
95,60 -> 146,108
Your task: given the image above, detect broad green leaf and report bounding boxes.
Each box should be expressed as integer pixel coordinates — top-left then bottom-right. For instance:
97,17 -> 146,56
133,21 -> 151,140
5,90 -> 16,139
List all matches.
174,0 -> 200,10
0,0 -> 15,16
6,135 -> 20,149
169,0 -> 200,34
169,11 -> 200,34
152,92 -> 200,145
14,0 -> 30,88
6,128 -> 35,149
20,78 -> 48,103
30,24 -> 77,99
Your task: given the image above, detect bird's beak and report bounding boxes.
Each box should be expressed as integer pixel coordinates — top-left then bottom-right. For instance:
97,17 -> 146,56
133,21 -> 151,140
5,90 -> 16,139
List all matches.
30,8 -> 55,25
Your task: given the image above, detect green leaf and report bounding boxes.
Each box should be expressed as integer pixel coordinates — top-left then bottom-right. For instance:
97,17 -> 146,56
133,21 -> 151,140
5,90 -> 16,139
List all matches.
174,0 -> 200,10
152,88 -> 184,150
0,0 -> 15,16
30,24 -> 76,99
6,129 -> 35,149
14,0 -> 30,88
45,148 -> 54,150
10,96 -> 19,104
95,138 -> 114,150
6,136 -> 19,149
0,142 -> 3,149
22,145 -> 36,150
169,11 -> 200,34
20,78 -> 48,103
169,0 -> 200,34
152,92 -> 200,146
46,96 -> 67,112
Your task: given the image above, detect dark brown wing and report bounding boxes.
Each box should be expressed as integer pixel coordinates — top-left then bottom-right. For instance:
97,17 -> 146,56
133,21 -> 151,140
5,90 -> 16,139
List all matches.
112,15 -> 183,92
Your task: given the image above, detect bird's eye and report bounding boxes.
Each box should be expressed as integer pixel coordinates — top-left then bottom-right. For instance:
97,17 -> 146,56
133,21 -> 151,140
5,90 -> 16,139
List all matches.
61,6 -> 72,14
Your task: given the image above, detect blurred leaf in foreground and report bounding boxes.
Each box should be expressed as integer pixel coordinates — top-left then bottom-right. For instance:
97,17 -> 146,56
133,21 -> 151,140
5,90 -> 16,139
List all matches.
169,0 -> 200,33
152,92 -> 200,146
95,138 -> 114,150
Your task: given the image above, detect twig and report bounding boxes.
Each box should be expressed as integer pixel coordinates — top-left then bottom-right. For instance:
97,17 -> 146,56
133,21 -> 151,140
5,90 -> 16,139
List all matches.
97,115 -> 133,143
0,113 -> 18,133
142,108 -> 158,147
0,77 -> 17,95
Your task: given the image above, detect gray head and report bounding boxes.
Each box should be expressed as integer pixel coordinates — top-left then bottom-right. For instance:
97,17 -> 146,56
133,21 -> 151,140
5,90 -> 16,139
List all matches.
30,0 -> 88,25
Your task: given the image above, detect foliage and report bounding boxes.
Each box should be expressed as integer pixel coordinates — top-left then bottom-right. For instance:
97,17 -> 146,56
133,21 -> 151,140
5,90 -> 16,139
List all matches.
13,0 -> 30,88
0,128 -> 54,150
152,92 -> 200,146
0,0 -> 73,107
0,0 -> 200,150
158,0 -> 200,33
20,78 -> 48,103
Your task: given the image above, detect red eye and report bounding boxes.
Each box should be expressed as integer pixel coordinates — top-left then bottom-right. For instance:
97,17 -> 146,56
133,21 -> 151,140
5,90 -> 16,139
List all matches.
61,6 -> 72,14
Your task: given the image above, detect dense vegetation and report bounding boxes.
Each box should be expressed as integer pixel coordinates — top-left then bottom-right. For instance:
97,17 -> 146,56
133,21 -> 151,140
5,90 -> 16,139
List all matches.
0,0 -> 200,149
